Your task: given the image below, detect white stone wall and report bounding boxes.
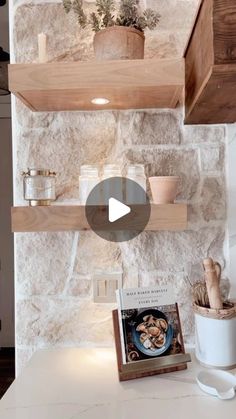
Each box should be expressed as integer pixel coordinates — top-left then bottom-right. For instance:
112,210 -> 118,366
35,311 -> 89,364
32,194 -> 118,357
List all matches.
227,124 -> 236,298
10,0 -> 228,374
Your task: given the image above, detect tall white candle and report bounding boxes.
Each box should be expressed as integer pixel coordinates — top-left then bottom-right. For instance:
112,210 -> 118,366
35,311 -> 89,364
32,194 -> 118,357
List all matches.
38,33 -> 47,63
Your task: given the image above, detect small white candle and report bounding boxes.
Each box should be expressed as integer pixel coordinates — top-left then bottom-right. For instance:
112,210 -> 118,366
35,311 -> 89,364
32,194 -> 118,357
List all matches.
38,33 -> 47,63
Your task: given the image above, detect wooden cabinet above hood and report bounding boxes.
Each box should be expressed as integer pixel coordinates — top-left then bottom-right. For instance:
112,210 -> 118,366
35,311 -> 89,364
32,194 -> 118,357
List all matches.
185,0 -> 236,125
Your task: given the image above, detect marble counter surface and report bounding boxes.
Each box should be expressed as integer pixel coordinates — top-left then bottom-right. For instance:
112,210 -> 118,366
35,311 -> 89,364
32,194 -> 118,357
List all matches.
0,347 -> 236,419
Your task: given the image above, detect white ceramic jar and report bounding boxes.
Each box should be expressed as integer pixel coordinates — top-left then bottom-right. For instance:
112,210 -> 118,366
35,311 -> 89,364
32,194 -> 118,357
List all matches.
126,164 -> 146,204
79,165 -> 100,205
194,303 -> 236,369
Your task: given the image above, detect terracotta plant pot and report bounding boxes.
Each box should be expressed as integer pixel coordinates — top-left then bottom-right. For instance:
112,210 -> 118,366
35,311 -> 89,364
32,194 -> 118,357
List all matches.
93,26 -> 145,61
149,176 -> 180,204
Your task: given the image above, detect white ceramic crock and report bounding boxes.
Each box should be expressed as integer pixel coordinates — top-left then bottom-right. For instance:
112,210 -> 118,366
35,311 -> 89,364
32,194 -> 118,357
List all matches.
194,303 -> 236,369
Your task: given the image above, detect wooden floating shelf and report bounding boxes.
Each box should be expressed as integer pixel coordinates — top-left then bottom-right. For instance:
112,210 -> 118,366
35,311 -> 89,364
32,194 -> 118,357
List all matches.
185,0 -> 236,124
8,58 -> 184,112
11,204 -> 187,233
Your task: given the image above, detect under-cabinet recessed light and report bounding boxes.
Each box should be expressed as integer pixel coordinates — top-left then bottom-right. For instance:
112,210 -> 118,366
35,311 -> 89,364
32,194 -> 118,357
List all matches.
91,97 -> 110,105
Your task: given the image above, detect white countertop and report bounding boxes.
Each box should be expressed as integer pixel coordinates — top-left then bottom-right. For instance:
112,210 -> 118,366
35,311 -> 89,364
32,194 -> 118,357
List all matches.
0,347 -> 236,419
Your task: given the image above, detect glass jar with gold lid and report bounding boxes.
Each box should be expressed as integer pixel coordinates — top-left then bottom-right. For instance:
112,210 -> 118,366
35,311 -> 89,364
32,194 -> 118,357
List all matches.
22,169 -> 56,206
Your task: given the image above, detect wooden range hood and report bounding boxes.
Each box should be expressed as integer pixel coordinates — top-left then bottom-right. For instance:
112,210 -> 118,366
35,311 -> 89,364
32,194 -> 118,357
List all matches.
185,0 -> 236,125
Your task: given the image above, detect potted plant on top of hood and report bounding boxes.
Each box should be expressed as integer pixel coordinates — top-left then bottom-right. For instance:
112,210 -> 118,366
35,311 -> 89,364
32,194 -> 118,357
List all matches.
62,0 -> 160,60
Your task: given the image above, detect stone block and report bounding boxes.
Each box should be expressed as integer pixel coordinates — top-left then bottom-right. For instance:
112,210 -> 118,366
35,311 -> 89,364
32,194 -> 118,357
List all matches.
120,227 -> 225,273
144,30 -> 190,59
183,125 -> 225,144
146,0 -> 200,32
187,203 -> 203,226
201,177 -> 226,222
15,99 -> 56,129
15,232 -> 74,296
74,232 -> 121,275
65,274 -> 92,297
119,110 -> 182,146
200,146 -> 225,172
16,298 -> 116,347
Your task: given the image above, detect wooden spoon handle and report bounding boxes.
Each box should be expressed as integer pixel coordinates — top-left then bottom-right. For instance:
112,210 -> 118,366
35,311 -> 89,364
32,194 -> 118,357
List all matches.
203,258 -> 223,309
214,262 -> 222,280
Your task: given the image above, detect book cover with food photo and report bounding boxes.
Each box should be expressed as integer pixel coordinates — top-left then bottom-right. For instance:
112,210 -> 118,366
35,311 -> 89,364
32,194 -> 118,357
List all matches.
116,286 -> 185,364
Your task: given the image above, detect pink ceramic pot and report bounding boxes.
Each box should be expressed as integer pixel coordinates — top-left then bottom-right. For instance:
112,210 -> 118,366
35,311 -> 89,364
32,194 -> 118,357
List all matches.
149,176 -> 180,204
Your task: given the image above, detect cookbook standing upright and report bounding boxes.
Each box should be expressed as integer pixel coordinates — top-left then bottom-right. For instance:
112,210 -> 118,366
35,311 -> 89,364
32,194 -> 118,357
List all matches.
113,285 -> 191,381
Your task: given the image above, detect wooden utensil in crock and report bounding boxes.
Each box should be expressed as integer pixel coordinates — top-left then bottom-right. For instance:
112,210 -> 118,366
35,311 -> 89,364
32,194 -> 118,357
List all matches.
203,258 -> 223,310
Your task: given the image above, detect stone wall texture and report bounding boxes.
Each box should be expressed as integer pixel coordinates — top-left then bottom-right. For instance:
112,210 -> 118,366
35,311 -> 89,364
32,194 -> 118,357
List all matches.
11,0 -> 229,374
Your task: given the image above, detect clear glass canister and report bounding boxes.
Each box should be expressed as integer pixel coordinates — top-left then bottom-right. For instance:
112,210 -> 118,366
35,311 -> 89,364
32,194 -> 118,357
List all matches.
102,164 -> 123,203
79,165 -> 100,205
126,164 -> 146,204
103,164 -> 122,179
23,169 -> 56,206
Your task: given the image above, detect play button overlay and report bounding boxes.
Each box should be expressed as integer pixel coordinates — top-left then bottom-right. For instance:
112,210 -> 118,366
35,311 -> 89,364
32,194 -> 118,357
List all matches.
109,198 -> 131,223
85,177 -> 151,242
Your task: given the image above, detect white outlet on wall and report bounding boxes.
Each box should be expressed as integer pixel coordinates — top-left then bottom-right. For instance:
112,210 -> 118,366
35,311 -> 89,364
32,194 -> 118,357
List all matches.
93,271 -> 123,303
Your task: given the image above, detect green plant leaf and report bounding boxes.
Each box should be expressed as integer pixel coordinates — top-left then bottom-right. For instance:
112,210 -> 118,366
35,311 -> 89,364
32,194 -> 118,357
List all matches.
72,0 -> 87,28
90,12 -> 101,32
62,0 -> 160,33
143,8 -> 160,30
62,0 -> 72,14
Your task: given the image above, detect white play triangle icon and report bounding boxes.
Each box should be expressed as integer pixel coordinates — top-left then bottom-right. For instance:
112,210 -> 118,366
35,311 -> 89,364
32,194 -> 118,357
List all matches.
108,198 -> 131,223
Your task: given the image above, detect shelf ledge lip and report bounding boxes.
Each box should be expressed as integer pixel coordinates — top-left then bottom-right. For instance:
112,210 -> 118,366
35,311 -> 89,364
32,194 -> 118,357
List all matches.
8,58 -> 184,112
11,203 -> 188,233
